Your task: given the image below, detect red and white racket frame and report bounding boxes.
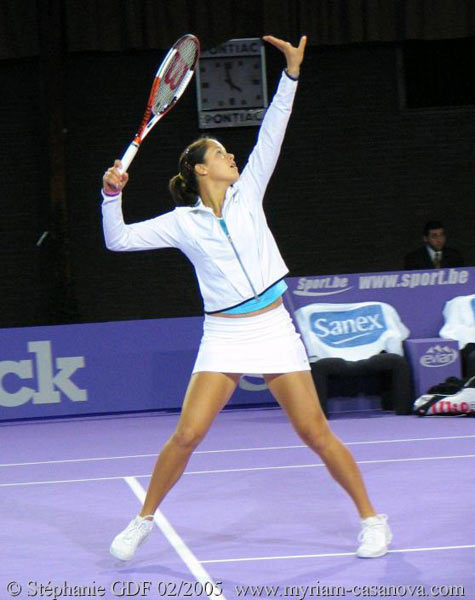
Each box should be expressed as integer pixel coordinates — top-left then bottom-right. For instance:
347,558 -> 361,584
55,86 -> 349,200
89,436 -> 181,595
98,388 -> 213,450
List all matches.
120,35 -> 200,172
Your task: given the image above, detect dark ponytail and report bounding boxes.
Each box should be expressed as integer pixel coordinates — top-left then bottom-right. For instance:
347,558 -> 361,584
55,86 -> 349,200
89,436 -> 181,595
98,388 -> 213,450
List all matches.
168,137 -> 216,206
168,173 -> 196,207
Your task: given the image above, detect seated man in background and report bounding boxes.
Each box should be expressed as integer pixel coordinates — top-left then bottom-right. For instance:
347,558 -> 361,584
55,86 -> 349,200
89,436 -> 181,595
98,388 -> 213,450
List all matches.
404,220 -> 464,270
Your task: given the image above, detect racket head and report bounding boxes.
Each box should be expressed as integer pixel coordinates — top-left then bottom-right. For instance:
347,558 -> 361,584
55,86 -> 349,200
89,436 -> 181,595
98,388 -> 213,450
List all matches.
122,34 -> 200,171
152,34 -> 200,116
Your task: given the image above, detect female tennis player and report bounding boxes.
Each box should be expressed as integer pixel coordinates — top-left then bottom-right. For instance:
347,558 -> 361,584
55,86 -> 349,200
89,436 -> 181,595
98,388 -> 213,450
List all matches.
102,35 -> 392,561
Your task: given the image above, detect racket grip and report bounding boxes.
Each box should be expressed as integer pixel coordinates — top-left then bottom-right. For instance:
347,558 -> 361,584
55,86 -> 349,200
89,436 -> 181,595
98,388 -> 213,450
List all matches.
119,142 -> 139,173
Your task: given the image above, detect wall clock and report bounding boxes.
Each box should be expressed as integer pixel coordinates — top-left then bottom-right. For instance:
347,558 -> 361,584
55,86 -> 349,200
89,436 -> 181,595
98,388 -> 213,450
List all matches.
196,38 -> 268,129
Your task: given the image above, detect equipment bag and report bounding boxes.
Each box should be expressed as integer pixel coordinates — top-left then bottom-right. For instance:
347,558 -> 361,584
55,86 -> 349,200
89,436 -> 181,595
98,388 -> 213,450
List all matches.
413,376 -> 475,416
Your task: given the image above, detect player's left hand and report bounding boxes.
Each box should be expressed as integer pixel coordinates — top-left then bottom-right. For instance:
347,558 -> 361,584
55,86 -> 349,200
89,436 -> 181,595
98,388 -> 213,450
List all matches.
262,35 -> 307,78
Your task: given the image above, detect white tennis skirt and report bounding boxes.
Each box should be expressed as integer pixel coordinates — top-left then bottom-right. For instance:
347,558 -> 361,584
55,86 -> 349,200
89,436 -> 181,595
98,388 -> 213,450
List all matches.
192,303 -> 311,374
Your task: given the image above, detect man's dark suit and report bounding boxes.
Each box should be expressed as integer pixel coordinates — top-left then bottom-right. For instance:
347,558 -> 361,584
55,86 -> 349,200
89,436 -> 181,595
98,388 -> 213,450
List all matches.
404,246 -> 464,270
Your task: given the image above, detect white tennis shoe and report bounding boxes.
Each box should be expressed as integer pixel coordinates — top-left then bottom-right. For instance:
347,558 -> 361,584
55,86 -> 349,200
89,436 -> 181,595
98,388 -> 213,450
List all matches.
356,514 -> 392,558
110,515 -> 154,561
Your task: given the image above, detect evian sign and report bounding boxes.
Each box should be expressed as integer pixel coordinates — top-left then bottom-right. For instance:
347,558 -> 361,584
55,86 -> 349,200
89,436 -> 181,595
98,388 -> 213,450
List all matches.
0,341 -> 87,407
419,345 -> 458,368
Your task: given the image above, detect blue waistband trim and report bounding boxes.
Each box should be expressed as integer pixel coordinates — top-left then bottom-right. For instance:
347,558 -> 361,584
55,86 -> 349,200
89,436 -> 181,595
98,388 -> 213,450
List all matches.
219,279 -> 288,315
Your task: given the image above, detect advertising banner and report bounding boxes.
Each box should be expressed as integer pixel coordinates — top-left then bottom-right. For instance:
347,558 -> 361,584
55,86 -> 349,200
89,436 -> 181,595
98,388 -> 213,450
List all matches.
0,318 -> 275,422
2,267 -> 473,421
286,267 -> 475,339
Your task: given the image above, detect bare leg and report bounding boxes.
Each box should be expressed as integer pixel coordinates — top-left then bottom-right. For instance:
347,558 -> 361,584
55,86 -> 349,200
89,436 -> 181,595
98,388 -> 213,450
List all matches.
139,372 -> 240,517
264,371 -> 376,519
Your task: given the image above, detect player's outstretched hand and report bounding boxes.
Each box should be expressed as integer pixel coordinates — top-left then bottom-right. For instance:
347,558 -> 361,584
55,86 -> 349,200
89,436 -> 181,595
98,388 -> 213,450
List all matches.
262,35 -> 307,79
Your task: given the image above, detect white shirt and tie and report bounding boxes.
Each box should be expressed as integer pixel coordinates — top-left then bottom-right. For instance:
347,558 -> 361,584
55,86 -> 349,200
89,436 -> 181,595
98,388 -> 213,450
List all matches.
426,245 -> 442,267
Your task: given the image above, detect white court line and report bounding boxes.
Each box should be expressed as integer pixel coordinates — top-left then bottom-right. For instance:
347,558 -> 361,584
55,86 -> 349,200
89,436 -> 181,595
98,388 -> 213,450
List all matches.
2,434 -> 475,468
124,477 -> 226,600
200,544 -> 475,564
1,453 -> 475,487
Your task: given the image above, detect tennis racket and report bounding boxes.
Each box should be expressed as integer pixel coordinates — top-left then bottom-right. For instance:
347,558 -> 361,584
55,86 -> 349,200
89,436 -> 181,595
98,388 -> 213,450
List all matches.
119,34 -> 200,172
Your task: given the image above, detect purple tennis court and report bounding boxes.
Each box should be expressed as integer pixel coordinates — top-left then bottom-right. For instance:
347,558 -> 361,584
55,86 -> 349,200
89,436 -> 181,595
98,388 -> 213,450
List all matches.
2,408 -> 474,599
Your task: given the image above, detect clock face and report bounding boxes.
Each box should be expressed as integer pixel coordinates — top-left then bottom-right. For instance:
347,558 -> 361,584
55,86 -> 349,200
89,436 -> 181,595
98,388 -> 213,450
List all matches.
198,56 -> 264,110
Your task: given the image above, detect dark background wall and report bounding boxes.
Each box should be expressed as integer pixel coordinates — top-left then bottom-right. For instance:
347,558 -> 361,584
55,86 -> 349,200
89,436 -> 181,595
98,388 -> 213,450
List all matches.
1,2 -> 474,327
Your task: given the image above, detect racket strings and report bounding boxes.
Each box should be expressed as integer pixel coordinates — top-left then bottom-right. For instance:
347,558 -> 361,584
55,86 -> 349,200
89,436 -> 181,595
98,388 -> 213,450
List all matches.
153,38 -> 199,114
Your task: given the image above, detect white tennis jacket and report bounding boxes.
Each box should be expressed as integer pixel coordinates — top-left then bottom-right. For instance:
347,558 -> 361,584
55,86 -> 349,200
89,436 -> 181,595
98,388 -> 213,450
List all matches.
101,72 -> 298,313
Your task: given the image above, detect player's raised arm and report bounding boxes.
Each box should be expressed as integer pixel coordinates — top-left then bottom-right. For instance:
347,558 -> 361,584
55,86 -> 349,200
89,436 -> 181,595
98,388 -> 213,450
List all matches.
237,35 -> 307,204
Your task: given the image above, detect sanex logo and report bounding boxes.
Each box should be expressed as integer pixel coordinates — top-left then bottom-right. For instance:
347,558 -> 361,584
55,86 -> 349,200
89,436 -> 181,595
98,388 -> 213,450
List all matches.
0,341 -> 87,408
309,305 -> 387,348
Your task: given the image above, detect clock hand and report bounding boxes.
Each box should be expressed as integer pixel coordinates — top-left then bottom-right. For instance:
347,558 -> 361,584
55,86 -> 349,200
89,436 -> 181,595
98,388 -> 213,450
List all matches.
224,76 -> 242,92
224,63 -> 242,92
